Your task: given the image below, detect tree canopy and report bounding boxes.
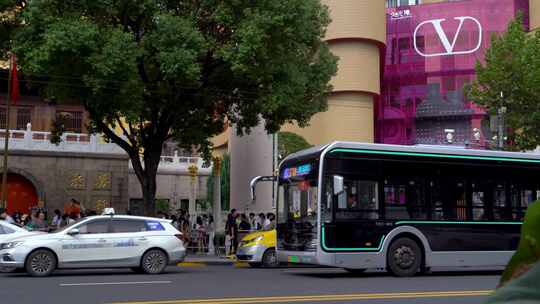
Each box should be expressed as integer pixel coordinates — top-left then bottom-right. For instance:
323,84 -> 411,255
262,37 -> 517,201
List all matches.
278,131 -> 311,159
6,0 -> 338,214
467,16 -> 540,150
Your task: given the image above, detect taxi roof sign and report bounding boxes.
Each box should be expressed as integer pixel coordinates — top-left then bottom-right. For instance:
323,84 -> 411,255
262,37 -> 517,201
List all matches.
102,208 -> 115,215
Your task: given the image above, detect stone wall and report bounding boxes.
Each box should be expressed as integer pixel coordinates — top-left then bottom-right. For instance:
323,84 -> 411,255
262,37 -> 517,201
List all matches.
3,150 -> 129,213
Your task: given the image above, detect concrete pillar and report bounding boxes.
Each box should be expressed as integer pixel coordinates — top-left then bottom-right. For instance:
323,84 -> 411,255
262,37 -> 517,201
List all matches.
531,0 -> 540,32
282,0 -> 386,145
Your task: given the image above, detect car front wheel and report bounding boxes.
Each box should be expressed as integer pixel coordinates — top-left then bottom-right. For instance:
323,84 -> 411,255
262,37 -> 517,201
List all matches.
262,248 -> 279,268
26,249 -> 57,277
141,249 -> 168,274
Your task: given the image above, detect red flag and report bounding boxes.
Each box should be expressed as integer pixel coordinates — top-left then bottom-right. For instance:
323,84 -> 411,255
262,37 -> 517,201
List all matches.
10,55 -> 19,105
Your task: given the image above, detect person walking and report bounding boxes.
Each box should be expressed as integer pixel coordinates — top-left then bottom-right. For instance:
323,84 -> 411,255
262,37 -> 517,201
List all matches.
266,213 -> 276,230
51,209 -> 62,230
195,216 -> 207,254
226,209 -> 239,255
207,215 -> 215,255
0,208 -> 15,224
29,210 -> 48,232
249,213 -> 258,230
239,214 -> 251,231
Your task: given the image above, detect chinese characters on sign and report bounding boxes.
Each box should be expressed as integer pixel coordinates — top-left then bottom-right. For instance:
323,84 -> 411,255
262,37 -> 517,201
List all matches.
69,173 -> 85,189
94,172 -> 111,190
389,9 -> 411,20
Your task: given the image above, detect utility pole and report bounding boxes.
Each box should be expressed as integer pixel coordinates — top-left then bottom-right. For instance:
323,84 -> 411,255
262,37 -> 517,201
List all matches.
1,54 -> 13,209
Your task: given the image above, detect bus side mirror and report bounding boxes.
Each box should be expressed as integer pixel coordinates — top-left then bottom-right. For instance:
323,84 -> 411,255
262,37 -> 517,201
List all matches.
333,175 -> 344,195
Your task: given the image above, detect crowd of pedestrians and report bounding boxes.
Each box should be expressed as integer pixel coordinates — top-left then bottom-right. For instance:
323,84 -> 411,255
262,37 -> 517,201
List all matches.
225,209 -> 275,255
0,198 -> 97,232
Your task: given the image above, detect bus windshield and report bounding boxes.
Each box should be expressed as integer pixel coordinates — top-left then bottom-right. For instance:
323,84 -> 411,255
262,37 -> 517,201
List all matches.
277,179 -> 318,226
276,162 -> 319,251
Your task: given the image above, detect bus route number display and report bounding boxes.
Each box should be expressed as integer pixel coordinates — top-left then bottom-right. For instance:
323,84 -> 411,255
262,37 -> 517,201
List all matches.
283,164 -> 312,179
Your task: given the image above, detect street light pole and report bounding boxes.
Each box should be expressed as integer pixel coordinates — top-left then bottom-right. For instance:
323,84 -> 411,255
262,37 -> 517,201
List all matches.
497,92 -> 506,150
1,54 -> 13,209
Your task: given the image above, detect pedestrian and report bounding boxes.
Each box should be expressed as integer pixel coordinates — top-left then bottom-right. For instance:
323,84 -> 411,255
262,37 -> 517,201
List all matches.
249,213 -> 258,230
0,208 -> 15,224
226,209 -> 239,255
170,215 -> 179,230
52,209 -> 62,230
195,216 -> 207,254
30,210 -> 48,232
207,215 -> 215,255
239,214 -> 251,231
258,213 -> 267,231
266,213 -> 276,230
178,210 -> 192,251
263,213 -> 272,230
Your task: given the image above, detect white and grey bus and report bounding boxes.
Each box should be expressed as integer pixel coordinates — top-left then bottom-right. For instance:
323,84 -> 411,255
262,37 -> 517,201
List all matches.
276,142 -> 537,276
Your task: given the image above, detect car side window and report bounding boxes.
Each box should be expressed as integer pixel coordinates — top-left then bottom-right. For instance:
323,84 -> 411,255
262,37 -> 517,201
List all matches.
78,220 -> 110,234
2,225 -> 15,234
111,220 -> 147,233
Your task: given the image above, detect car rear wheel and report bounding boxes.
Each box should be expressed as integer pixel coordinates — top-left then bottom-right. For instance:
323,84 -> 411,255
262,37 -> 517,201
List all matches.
262,248 -> 278,268
141,249 -> 168,274
26,249 -> 57,277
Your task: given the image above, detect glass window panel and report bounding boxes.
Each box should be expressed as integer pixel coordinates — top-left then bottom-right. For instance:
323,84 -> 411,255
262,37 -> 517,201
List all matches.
78,219 -> 110,234
112,219 -> 147,233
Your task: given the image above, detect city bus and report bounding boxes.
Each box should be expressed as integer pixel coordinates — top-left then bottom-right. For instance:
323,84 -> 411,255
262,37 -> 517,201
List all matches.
276,142 -> 539,277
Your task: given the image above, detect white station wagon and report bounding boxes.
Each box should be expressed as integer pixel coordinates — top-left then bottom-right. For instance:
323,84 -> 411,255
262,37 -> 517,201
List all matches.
0,213 -> 186,276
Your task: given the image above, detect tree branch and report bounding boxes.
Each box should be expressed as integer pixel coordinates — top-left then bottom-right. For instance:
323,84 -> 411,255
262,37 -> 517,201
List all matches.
115,115 -> 137,148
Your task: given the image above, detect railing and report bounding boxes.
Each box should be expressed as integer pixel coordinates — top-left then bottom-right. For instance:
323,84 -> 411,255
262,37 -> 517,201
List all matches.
0,123 -> 125,154
129,150 -> 212,174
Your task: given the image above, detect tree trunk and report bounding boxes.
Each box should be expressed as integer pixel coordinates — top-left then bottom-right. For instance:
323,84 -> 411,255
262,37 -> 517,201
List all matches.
127,145 -> 162,217
141,174 -> 158,217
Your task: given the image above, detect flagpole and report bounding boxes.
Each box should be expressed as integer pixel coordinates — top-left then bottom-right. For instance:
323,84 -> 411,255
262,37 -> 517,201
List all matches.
1,54 -> 13,209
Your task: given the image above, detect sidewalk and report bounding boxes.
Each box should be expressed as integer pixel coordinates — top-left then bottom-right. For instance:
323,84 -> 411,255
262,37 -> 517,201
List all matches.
180,254 -> 238,266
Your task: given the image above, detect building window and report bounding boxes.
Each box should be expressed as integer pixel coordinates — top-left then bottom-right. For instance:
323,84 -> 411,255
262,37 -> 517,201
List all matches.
16,108 -> 31,130
57,110 -> 83,133
387,0 -> 421,8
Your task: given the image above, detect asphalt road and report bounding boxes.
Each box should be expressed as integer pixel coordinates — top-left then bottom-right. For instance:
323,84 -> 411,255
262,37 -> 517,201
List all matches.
0,265 -> 500,304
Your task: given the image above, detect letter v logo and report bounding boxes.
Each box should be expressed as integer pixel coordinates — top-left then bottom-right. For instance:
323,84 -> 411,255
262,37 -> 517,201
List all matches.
414,16 -> 482,57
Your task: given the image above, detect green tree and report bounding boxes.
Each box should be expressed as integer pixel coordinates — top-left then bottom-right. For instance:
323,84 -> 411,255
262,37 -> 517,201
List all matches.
278,131 -> 312,159
9,0 -> 337,215
220,153 -> 230,211
467,16 -> 540,150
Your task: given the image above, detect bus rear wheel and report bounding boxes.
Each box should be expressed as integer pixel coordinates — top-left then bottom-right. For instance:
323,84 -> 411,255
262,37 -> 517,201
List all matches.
387,237 -> 422,277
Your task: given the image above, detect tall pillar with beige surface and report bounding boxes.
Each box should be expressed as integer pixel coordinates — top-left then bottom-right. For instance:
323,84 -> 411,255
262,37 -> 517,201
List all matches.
531,0 -> 540,32
283,0 -> 386,145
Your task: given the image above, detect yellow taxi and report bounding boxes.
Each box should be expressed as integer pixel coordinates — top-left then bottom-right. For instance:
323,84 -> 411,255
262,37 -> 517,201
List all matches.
236,229 -> 278,268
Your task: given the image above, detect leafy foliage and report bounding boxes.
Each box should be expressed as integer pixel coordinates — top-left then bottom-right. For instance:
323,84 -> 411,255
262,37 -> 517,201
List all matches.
8,0 -> 338,214
467,16 -> 540,150
278,131 -> 312,159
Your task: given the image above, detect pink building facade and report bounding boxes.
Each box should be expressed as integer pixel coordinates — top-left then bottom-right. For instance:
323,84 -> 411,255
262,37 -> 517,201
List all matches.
378,0 -> 530,146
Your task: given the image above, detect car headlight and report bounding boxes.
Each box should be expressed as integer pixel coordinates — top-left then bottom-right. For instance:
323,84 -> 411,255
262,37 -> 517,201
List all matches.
0,241 -> 24,250
254,235 -> 264,242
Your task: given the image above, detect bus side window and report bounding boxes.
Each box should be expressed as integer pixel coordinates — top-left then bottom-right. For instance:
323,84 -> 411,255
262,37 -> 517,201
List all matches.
385,178 -> 426,220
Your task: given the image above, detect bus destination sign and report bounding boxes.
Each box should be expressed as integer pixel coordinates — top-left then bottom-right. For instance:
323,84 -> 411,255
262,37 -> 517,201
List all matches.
283,164 -> 312,179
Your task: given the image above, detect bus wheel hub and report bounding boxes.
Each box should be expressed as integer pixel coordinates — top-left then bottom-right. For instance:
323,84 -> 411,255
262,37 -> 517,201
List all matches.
394,246 -> 415,268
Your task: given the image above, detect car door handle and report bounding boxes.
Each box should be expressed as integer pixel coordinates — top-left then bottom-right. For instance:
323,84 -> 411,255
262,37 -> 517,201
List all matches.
98,239 -> 107,243
138,237 -> 147,241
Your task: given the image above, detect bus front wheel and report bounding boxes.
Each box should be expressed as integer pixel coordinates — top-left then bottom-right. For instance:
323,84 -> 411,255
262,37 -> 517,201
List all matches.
387,237 -> 422,277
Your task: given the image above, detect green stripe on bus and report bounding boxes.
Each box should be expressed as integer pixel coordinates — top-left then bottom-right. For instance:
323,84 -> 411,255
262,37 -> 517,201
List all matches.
396,220 -> 522,225
321,225 -> 385,252
330,148 -> 540,164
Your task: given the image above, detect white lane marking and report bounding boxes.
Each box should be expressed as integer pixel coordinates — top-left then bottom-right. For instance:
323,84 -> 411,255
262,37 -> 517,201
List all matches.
60,281 -> 172,287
